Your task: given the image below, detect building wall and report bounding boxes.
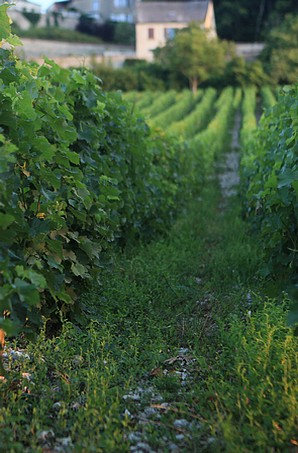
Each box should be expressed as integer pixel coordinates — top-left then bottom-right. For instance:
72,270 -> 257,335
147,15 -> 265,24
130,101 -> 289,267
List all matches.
11,0 -> 42,13
136,22 -> 188,60
205,1 -> 217,38
69,0 -> 135,22
9,10 -> 32,30
102,0 -> 136,23
8,1 -> 43,31
136,2 -> 218,61
71,0 -> 94,16
47,13 -> 80,30
14,37 -> 135,68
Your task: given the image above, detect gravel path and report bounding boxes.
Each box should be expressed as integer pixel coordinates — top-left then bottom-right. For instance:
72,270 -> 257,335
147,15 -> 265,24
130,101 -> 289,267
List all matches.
218,110 -> 241,200
125,110 -> 243,453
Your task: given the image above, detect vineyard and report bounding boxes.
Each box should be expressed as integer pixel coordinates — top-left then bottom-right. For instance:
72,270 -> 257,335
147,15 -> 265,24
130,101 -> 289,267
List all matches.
0,6 -> 298,452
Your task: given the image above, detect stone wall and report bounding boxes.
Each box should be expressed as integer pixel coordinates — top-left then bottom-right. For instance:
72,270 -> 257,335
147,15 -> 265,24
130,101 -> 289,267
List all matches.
14,38 -> 135,68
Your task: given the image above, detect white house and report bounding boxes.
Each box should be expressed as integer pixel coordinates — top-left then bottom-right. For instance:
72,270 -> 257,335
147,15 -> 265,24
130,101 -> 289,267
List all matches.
136,1 -> 217,61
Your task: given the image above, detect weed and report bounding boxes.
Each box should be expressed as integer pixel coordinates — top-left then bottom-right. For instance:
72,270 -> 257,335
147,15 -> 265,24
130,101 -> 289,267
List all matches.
1,174 -> 297,452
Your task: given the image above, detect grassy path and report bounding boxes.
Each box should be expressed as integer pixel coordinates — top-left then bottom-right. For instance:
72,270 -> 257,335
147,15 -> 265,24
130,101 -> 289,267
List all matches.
1,133 -> 297,451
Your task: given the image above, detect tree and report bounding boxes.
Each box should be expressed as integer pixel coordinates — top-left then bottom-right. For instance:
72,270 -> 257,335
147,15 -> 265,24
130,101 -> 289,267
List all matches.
261,14 -> 298,84
213,0 -> 298,41
154,23 -> 228,93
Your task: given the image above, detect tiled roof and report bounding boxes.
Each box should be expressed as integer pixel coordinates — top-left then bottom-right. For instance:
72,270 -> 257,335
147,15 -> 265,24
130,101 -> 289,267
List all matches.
136,1 -> 209,23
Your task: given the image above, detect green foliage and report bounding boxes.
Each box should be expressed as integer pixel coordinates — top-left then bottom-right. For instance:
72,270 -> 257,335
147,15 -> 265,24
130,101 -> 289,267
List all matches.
77,17 -> 135,45
213,0 -> 298,41
167,88 -> 217,138
154,23 -> 227,93
224,57 -> 270,88
261,14 -> 298,84
189,87 -> 237,172
240,86 -> 257,147
260,85 -> 277,110
241,84 -> 298,274
0,4 -> 12,39
209,298 -> 298,450
92,61 -> 168,92
0,4 -> 22,47
287,292 -> 298,335
0,14 -> 191,338
149,90 -> 198,130
2,173 -> 295,452
134,91 -> 160,110
140,90 -> 177,118
90,63 -> 139,91
112,21 -> 135,46
90,53 -> 270,94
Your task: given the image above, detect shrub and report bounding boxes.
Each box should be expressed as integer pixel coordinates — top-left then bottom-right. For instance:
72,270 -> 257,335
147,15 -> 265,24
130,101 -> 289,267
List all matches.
0,5 -> 189,339
241,85 -> 298,274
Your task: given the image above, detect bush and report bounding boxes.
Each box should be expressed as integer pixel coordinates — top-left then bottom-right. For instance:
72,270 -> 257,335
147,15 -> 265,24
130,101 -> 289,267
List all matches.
113,22 -> 135,46
223,57 -> 269,88
91,64 -> 139,91
261,14 -> 298,84
241,84 -> 298,275
77,17 -> 135,45
92,61 -> 168,91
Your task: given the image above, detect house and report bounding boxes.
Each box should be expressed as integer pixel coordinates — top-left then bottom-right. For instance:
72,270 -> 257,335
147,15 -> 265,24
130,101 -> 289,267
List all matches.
96,0 -> 136,23
136,1 -> 217,61
50,0 -> 136,23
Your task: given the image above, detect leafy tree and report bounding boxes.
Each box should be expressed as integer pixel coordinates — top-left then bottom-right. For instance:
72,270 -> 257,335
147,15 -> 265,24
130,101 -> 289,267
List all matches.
261,14 -> 298,84
154,23 -> 228,93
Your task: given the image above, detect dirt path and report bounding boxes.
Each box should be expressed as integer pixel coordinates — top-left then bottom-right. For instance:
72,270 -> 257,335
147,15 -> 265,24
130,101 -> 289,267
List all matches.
124,111 -> 243,453
218,110 -> 241,207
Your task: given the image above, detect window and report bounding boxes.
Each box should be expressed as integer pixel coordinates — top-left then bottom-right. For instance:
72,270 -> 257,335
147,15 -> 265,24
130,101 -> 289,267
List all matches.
92,0 -> 99,11
164,28 -> 176,40
110,13 -> 127,22
148,28 -> 154,39
114,0 -> 128,7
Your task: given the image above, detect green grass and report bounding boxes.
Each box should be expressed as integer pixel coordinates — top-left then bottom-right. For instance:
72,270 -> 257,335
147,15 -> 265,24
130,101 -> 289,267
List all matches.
1,175 -> 297,452
13,26 -> 103,44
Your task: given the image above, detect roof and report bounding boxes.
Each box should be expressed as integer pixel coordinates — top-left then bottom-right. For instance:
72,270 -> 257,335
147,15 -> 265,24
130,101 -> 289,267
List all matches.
136,1 -> 210,24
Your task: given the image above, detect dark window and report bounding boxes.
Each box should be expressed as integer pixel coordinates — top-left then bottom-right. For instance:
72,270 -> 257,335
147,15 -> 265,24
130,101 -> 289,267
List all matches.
148,28 -> 154,39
